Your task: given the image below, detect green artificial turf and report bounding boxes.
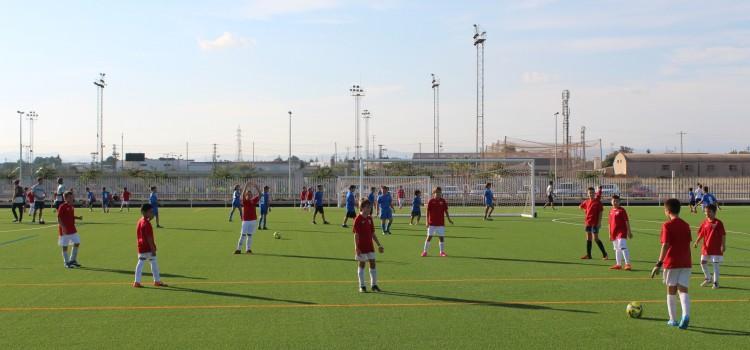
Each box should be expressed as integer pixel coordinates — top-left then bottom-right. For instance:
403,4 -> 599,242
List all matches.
1,204 -> 748,349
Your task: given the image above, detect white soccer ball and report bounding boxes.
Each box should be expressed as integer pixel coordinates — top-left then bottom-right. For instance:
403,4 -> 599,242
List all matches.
626,302 -> 643,318
273,231 -> 281,239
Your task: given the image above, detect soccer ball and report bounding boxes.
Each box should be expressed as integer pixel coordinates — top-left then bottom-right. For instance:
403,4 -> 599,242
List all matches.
273,232 -> 281,239
626,302 -> 643,318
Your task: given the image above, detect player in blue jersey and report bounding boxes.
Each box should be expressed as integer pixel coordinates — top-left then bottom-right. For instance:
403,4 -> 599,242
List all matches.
149,186 -> 163,228
342,185 -> 357,228
483,182 -> 495,221
697,186 -> 720,212
101,187 -> 111,213
229,185 -> 242,222
378,186 -> 394,235
409,190 -> 422,225
688,187 -> 697,213
258,186 -> 271,230
312,184 -> 330,224
85,187 -> 96,212
368,187 -> 377,209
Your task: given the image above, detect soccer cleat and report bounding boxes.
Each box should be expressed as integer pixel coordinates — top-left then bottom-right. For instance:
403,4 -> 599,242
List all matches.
312,221 -> 317,225
245,250 -> 253,254
667,320 -> 679,327
39,220 -> 45,225
678,316 -> 690,330
132,282 -> 143,288
64,262 -> 74,269
323,221 -> 330,225
371,285 -> 381,292
153,281 -> 168,287
602,256 -> 609,261
712,283 -> 720,290
263,227 -> 268,230
341,224 -> 348,228
233,250 -> 241,255
609,264 -> 622,270
439,252 -> 447,257
421,251 -> 428,257
580,255 -> 592,260
700,279 -> 712,287
359,286 -> 367,293
69,260 -> 81,267
624,264 -> 632,271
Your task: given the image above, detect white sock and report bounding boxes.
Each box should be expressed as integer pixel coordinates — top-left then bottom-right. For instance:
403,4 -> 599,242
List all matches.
245,234 -> 253,251
357,267 -> 365,287
62,249 -> 70,264
439,241 -> 445,253
135,258 -> 145,283
613,243 -> 622,265
423,240 -> 430,252
150,257 -> 161,282
667,294 -> 678,322
70,246 -> 79,261
678,291 -> 690,318
700,262 -> 711,280
236,234 -> 246,250
369,268 -> 377,286
712,262 -> 720,284
622,248 -> 631,264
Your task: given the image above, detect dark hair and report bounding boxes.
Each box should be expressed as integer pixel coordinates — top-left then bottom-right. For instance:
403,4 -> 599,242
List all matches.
140,203 -> 153,213
664,198 -> 681,214
85,187 -> 90,191
549,181 -> 553,185
150,186 -> 157,191
611,194 -> 620,200
263,186 -> 270,190
124,187 -> 128,190
359,199 -> 371,209
63,191 -> 74,198
703,186 -> 709,192
706,204 -> 718,213
485,182 -> 492,188
349,185 -> 356,190
414,189 -> 421,195
587,187 -> 595,191
689,187 -> 693,191
14,179 -> 19,185
57,177 -> 64,184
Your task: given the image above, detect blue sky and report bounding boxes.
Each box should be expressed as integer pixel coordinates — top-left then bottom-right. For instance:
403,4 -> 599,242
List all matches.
1,0 -> 749,162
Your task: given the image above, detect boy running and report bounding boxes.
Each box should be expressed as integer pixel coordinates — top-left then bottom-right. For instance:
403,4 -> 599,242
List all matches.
58,191 -> 83,268
120,187 -> 131,212
31,177 -> 47,224
312,185 -> 329,224
101,187 -> 111,213
483,182 -> 495,220
342,185 -> 357,228
353,199 -> 384,293
697,186 -> 719,212
86,187 -> 96,212
579,187 -> 608,260
409,190 -> 422,225
650,198 -> 692,330
694,204 -> 725,289
397,185 -> 405,210
543,181 -> 555,209
11,179 -> 25,223
259,186 -> 271,230
608,195 -> 633,270
235,182 -> 261,254
378,186 -> 394,235
133,203 -> 167,288
149,186 -> 163,228
422,186 -> 453,257
229,185 -> 242,221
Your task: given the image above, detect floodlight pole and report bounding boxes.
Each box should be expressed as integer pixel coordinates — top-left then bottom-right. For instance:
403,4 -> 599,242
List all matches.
93,73 -> 106,168
16,110 -> 24,182
26,111 -> 38,178
473,25 -> 486,158
350,85 -> 365,161
288,110 -> 293,199
554,112 -> 559,179
362,109 -> 371,160
432,74 -> 440,158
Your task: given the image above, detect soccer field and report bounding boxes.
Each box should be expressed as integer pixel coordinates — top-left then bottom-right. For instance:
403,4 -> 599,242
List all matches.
1,205 -> 748,349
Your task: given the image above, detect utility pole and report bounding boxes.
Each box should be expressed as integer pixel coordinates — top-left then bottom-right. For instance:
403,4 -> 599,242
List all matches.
362,109 -> 371,160
112,143 -> 119,173
473,24 -> 487,157
678,131 -> 687,176
431,73 -> 440,158
562,90 -> 570,176
288,110 -> 292,199
236,125 -> 243,162
121,133 -> 124,171
212,143 -> 218,171
93,73 -> 106,167
185,142 -> 190,172
553,112 -> 559,179
580,126 -> 586,171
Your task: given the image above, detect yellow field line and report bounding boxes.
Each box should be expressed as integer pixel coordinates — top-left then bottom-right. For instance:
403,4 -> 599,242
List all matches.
2,275 -> 749,287
0,298 -> 747,313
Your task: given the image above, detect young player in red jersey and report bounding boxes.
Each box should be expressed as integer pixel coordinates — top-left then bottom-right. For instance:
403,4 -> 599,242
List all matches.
120,187 -> 131,212
235,181 -> 261,254
353,199 -> 384,293
579,187 -> 608,260
306,187 -> 314,209
421,186 -> 453,257
396,185 -> 406,210
58,191 -> 83,268
300,186 -> 308,210
651,198 -> 692,329
608,195 -> 633,270
133,203 -> 167,287
694,204 -> 725,289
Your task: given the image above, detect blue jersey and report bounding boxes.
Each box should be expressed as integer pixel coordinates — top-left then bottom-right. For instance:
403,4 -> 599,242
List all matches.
378,192 -> 392,212
345,191 -> 356,211
102,191 -> 110,202
149,192 -> 159,207
232,190 -> 241,202
314,191 -> 324,206
702,193 -> 717,206
688,191 -> 695,201
368,192 -> 376,204
411,196 -> 421,212
484,189 -> 494,204
260,192 -> 270,208
87,191 -> 95,201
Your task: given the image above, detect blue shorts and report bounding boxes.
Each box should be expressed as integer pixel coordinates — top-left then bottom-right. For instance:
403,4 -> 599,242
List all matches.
260,206 -> 269,215
585,226 -> 600,234
380,210 -> 393,220
152,207 -> 159,215
232,201 -> 241,208
485,201 -> 494,207
411,210 -> 421,217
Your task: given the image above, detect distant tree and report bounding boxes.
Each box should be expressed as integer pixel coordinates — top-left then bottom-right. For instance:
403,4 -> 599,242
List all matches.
273,155 -> 283,162
34,165 -> 57,179
602,146 -> 633,168
312,166 -> 335,179
80,169 -> 102,183
33,155 -> 62,168
211,166 -> 232,179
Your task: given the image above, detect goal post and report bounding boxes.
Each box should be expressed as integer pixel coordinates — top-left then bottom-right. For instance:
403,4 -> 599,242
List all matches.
343,158 -> 536,218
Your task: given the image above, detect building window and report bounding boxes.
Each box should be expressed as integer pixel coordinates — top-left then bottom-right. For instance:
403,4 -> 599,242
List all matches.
684,164 -> 691,171
661,164 -> 670,171
729,164 -> 738,172
707,165 -> 715,172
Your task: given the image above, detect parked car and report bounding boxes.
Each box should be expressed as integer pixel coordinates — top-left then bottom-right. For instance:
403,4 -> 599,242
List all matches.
599,184 -> 620,197
555,183 -> 580,196
629,185 -> 656,198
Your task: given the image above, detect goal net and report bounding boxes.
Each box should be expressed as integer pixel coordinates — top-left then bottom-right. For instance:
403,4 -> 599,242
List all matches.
338,158 -> 536,218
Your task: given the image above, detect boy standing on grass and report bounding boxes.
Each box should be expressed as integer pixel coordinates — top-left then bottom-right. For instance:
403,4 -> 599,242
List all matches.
133,203 -> 167,288
149,186 -> 163,228
31,177 -> 47,224
299,186 -> 308,211
368,187 -> 377,207
694,204 -> 725,289
688,187 -> 696,213
397,185 -> 406,210
543,181 -> 556,210
258,186 -> 271,230
120,187 -> 131,212
697,186 -> 720,212
483,182 -> 495,221
353,199 -> 384,293
101,187 -> 111,213
342,185 -> 357,228
579,187 -> 608,260
312,185 -> 330,225
229,185 -> 242,222
11,179 -> 25,223
651,198 -> 692,330
421,186 -> 453,257
53,178 -> 65,211
306,186 -> 314,210
608,195 -> 633,270
86,187 -> 96,212
235,182 -> 261,254
377,186 -> 394,235
409,190 -> 422,225
58,191 -> 83,269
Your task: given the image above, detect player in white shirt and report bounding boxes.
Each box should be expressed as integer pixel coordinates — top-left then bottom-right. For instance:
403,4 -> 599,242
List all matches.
543,181 -> 556,210
31,177 -> 47,224
53,177 -> 66,211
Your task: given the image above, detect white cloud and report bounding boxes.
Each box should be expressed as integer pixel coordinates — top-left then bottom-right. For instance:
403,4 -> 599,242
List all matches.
563,36 -> 668,53
672,46 -> 750,65
521,71 -> 550,84
197,32 -> 255,51
244,0 -> 338,20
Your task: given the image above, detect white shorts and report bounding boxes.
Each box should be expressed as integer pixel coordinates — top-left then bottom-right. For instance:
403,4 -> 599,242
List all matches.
241,220 -> 257,235
427,226 -> 446,237
122,201 -> 130,205
701,255 -> 724,263
355,252 -> 376,262
58,233 -> 81,246
612,238 -> 628,250
138,252 -> 155,259
663,268 -> 691,287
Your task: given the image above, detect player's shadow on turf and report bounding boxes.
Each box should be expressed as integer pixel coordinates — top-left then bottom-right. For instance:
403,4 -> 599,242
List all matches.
254,253 -> 409,265
380,291 -> 594,314
162,227 -> 220,232
159,286 -> 315,305
395,233 -> 490,240
639,317 -> 750,336
452,255 -> 603,267
77,267 -> 206,280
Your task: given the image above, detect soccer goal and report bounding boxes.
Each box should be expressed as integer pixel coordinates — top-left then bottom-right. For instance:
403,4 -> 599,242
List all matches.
339,158 -> 536,218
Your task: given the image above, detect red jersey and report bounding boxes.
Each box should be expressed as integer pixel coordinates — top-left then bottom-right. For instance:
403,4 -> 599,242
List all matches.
300,190 -> 307,200
136,217 -> 156,253
660,217 -> 692,269
306,190 -> 314,200
242,196 -> 260,221
353,214 -> 375,254
123,191 -> 131,201
57,202 -> 77,236
26,192 -> 34,203
397,189 -> 405,199
427,197 -> 449,226
697,218 -> 725,256
608,207 -> 629,241
579,199 -> 603,227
